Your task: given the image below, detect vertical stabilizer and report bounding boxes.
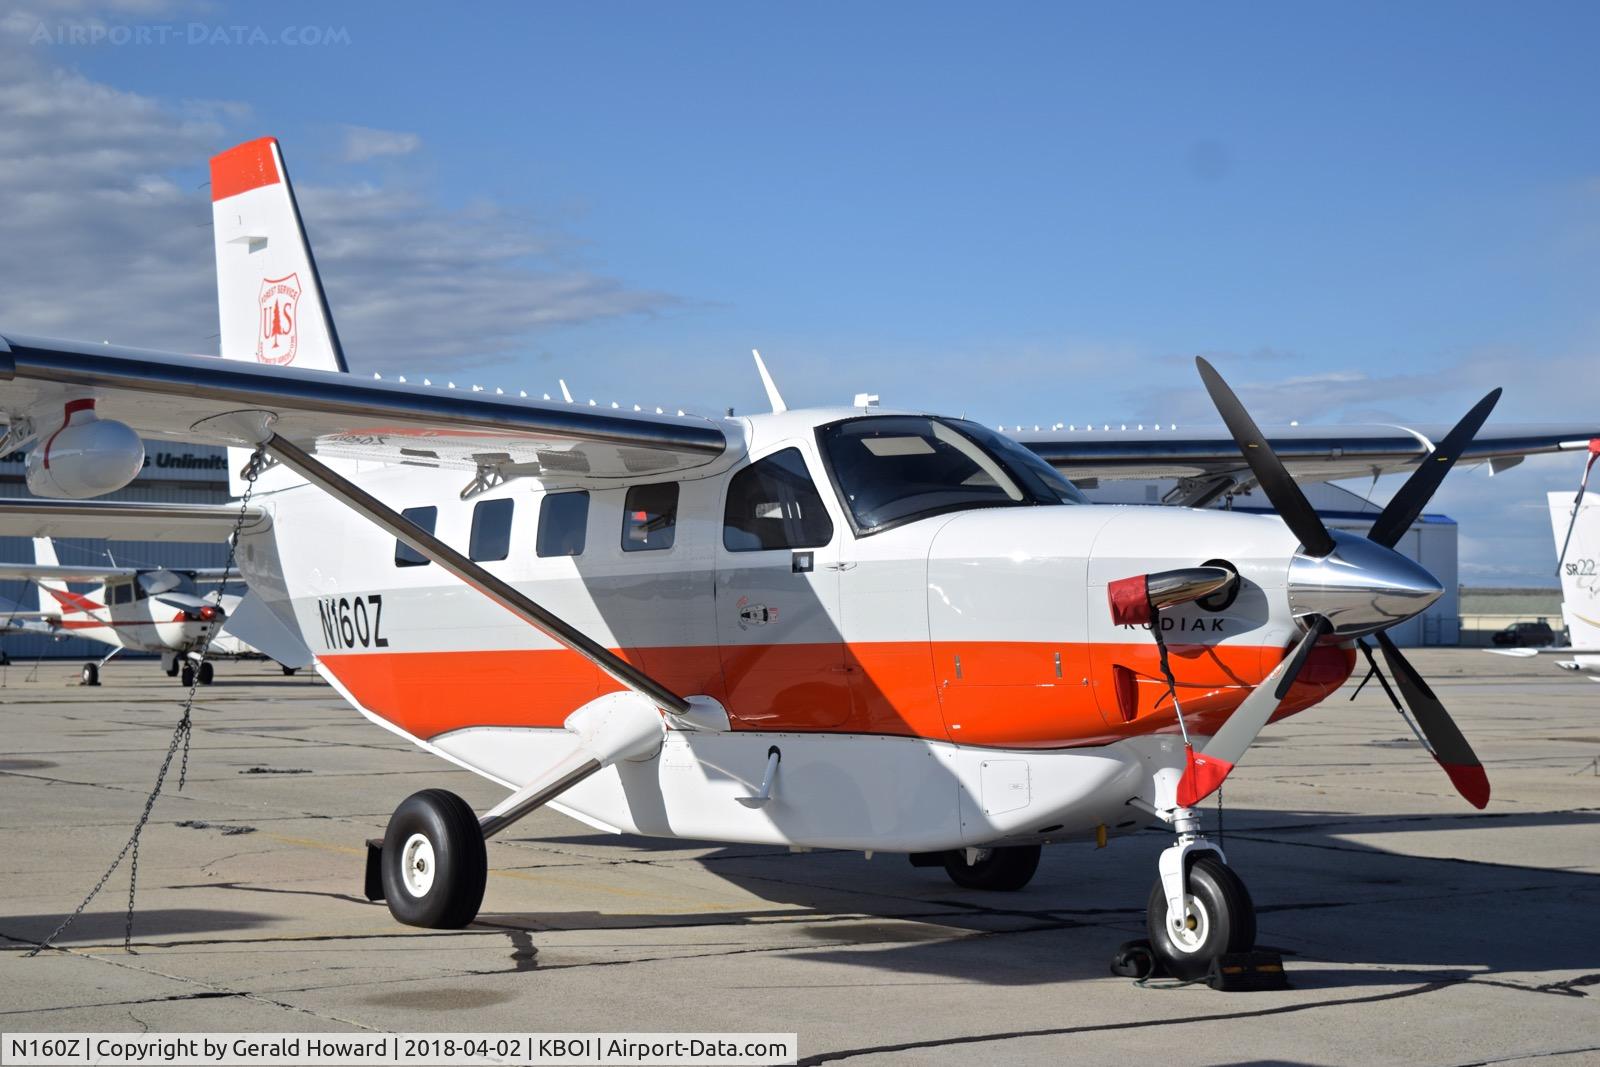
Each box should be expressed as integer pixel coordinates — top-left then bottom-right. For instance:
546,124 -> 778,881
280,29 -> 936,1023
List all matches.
30,537 -> 67,615
1550,490 -> 1600,648
210,137 -> 346,494
210,137 -> 346,372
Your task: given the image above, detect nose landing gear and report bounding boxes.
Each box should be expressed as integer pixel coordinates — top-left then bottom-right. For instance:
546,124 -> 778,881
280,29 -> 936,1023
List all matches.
1142,804 -> 1258,981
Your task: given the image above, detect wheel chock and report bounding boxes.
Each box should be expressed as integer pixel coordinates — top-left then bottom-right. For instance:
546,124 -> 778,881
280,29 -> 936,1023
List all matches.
1205,950 -> 1289,991
363,838 -> 385,901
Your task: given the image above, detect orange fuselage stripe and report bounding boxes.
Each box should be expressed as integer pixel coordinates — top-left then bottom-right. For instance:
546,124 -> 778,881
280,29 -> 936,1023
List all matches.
319,640 -> 1355,748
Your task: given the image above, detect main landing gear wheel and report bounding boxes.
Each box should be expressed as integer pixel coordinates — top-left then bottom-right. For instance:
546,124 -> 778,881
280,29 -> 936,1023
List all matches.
380,789 -> 487,929
197,661 -> 214,686
943,844 -> 1041,891
164,658 -> 179,677
80,662 -> 99,686
180,663 -> 195,687
1145,853 -> 1256,980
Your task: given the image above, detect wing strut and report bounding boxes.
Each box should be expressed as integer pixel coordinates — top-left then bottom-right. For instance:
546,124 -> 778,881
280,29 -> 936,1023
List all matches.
261,434 -> 693,716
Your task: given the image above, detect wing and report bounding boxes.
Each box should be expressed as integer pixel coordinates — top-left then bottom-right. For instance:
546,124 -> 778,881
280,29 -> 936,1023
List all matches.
0,332 -> 729,478
0,499 -> 269,540
1484,646 -> 1600,657
0,562 -> 139,582
1014,423 -> 1600,499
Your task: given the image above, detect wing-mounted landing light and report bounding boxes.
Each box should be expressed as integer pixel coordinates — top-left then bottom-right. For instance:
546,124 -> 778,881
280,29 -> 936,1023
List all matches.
1181,359 -> 1499,809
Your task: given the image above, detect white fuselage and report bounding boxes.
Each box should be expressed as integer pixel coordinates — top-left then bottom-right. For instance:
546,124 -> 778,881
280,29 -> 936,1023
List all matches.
233,409 -> 1345,851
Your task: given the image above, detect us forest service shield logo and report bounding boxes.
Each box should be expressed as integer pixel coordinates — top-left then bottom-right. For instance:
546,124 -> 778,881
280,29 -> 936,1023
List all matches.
256,273 -> 301,365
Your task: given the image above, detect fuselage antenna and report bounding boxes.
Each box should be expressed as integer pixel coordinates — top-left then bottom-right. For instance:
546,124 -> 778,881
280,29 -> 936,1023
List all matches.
752,349 -> 788,413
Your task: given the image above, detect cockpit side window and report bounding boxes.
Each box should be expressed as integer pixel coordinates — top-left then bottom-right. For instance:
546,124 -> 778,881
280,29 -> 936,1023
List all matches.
723,448 -> 834,552
109,582 -> 133,605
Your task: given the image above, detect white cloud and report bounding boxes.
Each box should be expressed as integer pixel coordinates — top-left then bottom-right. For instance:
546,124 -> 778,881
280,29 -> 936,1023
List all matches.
341,124 -> 421,163
0,32 -> 672,367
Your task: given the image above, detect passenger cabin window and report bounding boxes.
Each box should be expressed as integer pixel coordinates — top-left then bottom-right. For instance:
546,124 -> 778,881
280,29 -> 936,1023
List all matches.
723,448 -> 834,552
394,506 -> 438,567
537,491 -> 589,558
109,583 -> 133,605
622,483 -> 678,551
469,498 -> 514,562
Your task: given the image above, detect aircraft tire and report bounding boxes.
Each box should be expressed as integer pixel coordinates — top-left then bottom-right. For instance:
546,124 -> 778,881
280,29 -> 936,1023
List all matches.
381,789 -> 487,929
1145,853 -> 1256,981
164,658 -> 179,677
942,844 -> 1041,891
81,662 -> 99,687
180,664 -> 195,687
197,661 -> 215,685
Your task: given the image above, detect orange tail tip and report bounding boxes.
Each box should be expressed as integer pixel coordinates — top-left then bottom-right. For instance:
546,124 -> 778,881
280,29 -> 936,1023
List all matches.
210,137 -> 282,201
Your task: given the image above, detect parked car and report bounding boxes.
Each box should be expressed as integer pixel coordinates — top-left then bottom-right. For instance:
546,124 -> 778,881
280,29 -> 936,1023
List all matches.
1492,620 -> 1557,647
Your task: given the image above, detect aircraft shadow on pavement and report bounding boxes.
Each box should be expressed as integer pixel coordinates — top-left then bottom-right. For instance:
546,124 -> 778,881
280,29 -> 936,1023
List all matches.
1,907 -> 279,949
490,806 -> 1600,990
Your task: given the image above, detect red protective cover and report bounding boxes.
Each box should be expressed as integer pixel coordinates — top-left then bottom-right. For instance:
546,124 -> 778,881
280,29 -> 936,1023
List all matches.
1108,575 -> 1152,626
1175,743 -> 1234,807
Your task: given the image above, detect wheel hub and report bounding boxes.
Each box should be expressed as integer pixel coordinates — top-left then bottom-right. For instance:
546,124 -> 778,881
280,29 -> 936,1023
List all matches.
400,832 -> 436,897
1168,894 -> 1210,952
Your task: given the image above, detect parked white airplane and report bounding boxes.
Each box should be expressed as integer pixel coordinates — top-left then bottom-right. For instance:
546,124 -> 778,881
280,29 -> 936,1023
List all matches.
1,137 -> 1597,979
1490,489 -> 1600,676
0,536 -> 312,684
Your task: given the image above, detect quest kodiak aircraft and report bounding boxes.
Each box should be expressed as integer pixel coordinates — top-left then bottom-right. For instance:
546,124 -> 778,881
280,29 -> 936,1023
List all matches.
1,137 -> 1596,979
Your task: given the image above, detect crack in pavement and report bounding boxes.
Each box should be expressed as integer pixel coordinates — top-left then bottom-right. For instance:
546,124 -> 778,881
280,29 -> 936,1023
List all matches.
798,978 -> 1459,1064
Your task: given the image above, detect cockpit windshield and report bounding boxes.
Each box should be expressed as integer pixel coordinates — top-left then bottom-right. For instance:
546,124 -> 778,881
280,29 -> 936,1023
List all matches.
817,416 -> 1087,534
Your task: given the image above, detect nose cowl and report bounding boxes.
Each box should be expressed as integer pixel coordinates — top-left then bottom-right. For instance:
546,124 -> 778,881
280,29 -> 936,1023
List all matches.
1287,529 -> 1443,639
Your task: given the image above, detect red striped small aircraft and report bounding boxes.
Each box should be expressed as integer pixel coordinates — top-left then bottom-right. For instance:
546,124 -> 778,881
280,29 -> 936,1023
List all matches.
1,137 -> 1596,978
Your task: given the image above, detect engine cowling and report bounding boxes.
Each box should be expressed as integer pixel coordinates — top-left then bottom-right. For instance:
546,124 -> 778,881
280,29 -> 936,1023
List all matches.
24,400 -> 144,499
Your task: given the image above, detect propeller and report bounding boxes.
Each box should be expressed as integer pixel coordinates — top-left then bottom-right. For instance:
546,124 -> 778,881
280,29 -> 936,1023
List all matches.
1366,388 -> 1501,548
1373,632 -> 1489,808
1195,358 -> 1335,558
1176,358 -> 1498,808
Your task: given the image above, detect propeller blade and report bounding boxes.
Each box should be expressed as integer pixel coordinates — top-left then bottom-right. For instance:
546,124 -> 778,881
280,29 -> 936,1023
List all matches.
1194,357 -> 1335,557
1176,616 -> 1331,807
1374,631 -> 1490,808
1367,389 -> 1502,549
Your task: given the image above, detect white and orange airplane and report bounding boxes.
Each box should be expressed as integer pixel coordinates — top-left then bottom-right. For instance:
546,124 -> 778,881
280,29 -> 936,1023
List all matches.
2,137 -> 1597,979
0,536 -> 311,685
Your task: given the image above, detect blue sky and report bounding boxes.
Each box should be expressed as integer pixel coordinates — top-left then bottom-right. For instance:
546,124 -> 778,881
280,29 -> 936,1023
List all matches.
2,1 -> 1597,582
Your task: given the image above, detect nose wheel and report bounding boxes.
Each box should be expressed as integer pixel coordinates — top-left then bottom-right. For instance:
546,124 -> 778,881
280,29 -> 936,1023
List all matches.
1145,852 -> 1256,980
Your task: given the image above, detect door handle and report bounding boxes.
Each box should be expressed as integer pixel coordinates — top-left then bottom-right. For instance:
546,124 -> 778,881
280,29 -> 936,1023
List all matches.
825,562 -> 857,571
